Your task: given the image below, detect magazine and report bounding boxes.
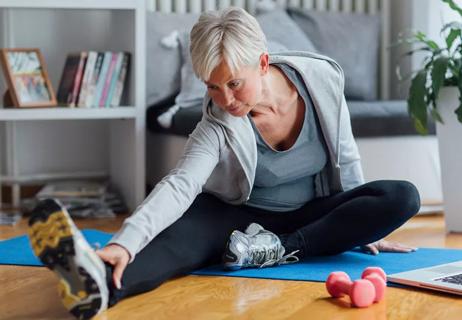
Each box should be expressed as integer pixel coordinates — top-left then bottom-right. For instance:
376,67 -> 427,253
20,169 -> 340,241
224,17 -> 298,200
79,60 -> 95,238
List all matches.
31,180 -> 127,219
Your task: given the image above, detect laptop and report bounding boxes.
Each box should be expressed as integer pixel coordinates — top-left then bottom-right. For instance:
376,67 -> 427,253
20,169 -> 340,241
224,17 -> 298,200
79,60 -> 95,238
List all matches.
388,261 -> 462,295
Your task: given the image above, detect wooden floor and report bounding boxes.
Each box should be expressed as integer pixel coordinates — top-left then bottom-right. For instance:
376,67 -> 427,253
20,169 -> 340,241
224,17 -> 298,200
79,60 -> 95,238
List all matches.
2,213 -> 462,320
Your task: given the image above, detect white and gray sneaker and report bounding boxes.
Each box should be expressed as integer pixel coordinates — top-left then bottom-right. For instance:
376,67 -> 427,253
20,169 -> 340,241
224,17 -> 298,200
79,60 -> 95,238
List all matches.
223,223 -> 300,270
28,199 -> 109,319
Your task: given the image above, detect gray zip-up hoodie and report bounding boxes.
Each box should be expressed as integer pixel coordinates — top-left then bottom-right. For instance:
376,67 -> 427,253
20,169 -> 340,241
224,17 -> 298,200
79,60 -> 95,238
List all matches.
109,52 -> 364,262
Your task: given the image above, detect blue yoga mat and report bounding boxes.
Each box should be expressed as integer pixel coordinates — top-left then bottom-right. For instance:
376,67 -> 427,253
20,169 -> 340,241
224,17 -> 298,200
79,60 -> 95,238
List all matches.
2,231 -> 462,285
192,248 -> 462,283
0,229 -> 113,267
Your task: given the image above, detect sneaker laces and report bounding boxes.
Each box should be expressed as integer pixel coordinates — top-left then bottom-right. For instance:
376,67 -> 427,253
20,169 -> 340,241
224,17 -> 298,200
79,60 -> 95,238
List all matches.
259,250 -> 300,268
249,243 -> 300,268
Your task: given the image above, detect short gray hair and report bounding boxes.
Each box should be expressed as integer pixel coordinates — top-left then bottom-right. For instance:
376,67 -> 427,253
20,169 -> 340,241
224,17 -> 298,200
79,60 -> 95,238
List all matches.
190,7 -> 267,81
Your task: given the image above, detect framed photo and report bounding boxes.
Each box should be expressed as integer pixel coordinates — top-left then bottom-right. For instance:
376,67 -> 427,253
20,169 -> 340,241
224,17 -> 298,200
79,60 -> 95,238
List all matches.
0,48 -> 57,108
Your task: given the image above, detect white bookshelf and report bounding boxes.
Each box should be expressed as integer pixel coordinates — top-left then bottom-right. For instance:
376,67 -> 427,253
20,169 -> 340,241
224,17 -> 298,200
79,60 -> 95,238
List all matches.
0,0 -> 146,210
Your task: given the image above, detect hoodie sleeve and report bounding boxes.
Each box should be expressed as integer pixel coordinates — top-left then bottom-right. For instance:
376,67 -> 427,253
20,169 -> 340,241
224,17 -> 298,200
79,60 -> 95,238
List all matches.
338,94 -> 365,190
319,55 -> 365,191
108,118 -> 223,263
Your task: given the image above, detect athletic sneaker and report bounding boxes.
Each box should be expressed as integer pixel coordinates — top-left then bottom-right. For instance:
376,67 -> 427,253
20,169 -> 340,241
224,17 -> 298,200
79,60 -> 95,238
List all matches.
223,223 -> 299,270
28,198 -> 109,319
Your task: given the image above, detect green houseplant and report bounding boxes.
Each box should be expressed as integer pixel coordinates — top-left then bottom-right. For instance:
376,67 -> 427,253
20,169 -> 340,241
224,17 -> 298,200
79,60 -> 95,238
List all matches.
397,0 -> 462,232
398,0 -> 462,135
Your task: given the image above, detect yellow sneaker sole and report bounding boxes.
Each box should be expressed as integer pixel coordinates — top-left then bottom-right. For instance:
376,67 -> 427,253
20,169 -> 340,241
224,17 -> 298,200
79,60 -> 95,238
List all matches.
28,199 -> 103,319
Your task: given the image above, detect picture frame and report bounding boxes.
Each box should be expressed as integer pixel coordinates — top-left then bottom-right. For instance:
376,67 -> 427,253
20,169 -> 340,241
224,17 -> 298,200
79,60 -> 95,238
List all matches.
0,48 -> 57,108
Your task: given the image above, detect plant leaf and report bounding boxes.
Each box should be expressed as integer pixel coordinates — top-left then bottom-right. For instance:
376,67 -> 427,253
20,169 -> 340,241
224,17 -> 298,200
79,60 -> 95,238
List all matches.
408,70 -> 429,134
447,59 -> 461,81
402,47 -> 432,57
415,32 -> 440,50
456,104 -> 462,123
443,0 -> 462,18
457,87 -> 462,124
446,28 -> 461,50
431,107 -> 444,124
431,56 -> 449,103
442,22 -> 462,32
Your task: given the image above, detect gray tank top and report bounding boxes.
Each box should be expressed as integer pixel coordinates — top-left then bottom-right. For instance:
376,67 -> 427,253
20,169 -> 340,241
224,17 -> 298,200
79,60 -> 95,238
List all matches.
245,63 -> 327,212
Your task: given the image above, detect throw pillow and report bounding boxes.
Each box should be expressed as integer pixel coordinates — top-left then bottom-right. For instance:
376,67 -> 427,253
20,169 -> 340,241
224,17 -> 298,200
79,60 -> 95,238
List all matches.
146,12 -> 200,107
256,9 -> 317,53
288,8 -> 381,101
174,31 -> 208,110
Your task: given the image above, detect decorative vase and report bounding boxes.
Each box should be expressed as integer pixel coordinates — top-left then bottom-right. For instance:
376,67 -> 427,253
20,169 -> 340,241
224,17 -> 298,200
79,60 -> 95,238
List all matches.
436,87 -> 462,232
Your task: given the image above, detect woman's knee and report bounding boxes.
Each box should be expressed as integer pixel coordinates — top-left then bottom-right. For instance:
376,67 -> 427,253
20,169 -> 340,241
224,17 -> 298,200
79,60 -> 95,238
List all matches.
381,180 -> 421,219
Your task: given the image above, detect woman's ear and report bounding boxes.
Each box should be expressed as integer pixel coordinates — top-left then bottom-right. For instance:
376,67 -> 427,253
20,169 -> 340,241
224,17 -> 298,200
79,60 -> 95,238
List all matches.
259,53 -> 269,75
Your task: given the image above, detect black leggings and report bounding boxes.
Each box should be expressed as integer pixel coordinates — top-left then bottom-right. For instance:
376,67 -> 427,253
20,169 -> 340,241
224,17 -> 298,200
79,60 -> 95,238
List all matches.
107,180 -> 420,306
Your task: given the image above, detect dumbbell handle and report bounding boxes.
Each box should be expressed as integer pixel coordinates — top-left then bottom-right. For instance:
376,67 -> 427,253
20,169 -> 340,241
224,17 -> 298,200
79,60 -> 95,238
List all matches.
333,279 -> 355,296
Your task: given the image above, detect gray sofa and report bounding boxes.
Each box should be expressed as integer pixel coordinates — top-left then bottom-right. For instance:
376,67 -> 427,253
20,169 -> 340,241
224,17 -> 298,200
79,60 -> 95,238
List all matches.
145,9 -> 435,139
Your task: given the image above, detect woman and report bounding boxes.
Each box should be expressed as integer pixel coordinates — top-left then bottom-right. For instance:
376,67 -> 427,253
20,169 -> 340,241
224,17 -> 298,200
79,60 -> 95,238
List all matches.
28,7 -> 420,319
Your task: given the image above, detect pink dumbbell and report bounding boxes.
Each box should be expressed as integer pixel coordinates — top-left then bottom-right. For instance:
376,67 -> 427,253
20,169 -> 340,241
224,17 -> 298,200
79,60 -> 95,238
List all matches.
361,267 -> 387,302
326,271 -> 376,307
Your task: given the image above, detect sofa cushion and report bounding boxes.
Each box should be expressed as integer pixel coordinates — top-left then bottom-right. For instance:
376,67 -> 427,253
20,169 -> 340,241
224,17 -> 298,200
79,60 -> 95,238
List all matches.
257,10 -> 317,52
146,12 -> 200,107
287,8 -> 381,101
147,94 -> 202,136
348,100 -> 436,136
174,31 -> 208,110
147,100 -> 436,137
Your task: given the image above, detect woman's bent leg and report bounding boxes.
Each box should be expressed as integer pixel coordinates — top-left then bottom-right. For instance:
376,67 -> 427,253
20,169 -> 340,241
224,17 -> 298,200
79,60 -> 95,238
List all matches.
108,193 -> 256,305
278,180 -> 420,257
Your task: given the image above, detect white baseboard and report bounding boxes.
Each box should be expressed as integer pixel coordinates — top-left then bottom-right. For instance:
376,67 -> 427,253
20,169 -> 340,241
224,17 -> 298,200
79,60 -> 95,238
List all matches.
419,204 -> 444,215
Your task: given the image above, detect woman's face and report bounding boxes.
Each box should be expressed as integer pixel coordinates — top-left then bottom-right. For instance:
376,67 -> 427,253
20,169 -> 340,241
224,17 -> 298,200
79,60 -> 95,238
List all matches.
205,55 -> 268,117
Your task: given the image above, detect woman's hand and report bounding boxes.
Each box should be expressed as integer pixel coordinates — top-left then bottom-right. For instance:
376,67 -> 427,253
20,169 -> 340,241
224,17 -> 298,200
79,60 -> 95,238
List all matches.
361,240 -> 418,255
96,244 -> 131,289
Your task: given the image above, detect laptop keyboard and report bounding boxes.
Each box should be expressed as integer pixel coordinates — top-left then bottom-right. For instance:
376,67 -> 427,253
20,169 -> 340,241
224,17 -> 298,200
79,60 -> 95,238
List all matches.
435,273 -> 462,285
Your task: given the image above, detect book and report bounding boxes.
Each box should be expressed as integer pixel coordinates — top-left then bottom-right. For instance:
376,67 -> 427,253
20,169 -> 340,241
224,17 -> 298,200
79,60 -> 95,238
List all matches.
56,53 -> 81,106
36,180 -> 106,198
92,51 -> 112,108
84,52 -> 104,107
99,52 -> 118,107
77,51 -> 98,108
68,51 -> 87,108
0,211 -> 22,226
33,180 -> 127,218
105,52 -> 124,108
110,53 -> 130,107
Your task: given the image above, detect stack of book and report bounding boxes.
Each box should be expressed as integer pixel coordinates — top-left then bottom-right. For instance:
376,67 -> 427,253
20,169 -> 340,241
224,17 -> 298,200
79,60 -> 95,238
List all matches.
57,51 -> 130,108
0,210 -> 22,226
30,180 -> 127,218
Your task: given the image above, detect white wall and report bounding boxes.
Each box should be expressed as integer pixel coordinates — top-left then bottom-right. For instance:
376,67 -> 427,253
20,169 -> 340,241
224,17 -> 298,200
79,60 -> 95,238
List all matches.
389,0 -> 462,99
425,0 -> 461,44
